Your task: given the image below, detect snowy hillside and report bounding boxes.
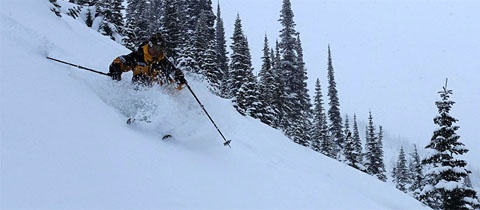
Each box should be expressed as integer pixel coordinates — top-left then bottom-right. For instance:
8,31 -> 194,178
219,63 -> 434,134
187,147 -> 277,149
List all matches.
0,0 -> 430,209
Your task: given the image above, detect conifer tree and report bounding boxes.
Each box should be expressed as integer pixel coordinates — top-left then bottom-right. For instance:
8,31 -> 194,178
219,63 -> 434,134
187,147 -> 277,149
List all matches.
270,41 -> 289,129
326,46 -> 343,159
96,0 -> 123,40
109,0 -> 124,36
229,15 -> 257,115
352,114 -> 363,165
311,79 -> 326,152
285,34 -> 312,146
376,126 -> 387,181
85,7 -> 93,27
161,0 -> 181,60
255,35 -> 276,126
258,35 -> 274,104
394,147 -> 410,192
364,111 -> 386,181
148,0 -> 163,35
194,10 -> 220,92
295,34 -> 311,117
215,3 -> 229,98
123,0 -> 150,50
96,1 -> 114,39
420,81 -> 480,210
228,14 -> 248,95
320,113 -> 334,158
311,79 -> 332,156
278,0 -> 298,131
344,114 -> 363,169
408,144 -> 423,199
49,0 -> 62,17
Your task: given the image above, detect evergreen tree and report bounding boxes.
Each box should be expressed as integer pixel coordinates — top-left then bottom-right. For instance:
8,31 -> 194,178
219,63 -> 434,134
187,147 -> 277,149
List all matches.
409,144 -> 424,199
148,0 -> 163,35
176,0 -> 201,73
258,35 -> 273,104
344,114 -> 363,169
278,0 -> 298,131
376,126 -> 387,181
194,10 -> 220,92
311,79 -> 326,152
394,147 -> 410,192
228,14 -> 248,95
49,0 -> 62,17
420,81 -> 480,210
326,46 -> 344,159
270,40 -> 289,129
161,0 -> 181,60
110,0 -> 124,36
352,114 -> 363,165
94,0 -> 103,18
364,111 -> 386,181
285,34 -> 312,146
295,34 -> 312,118
85,7 -> 93,27
123,0 -> 150,50
97,0 -> 116,40
229,15 -> 257,116
215,3 -> 229,98
255,35 -> 276,126
319,112 -> 333,158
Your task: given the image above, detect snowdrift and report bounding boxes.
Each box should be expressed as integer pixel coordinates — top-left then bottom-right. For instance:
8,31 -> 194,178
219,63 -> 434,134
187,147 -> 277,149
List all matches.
1,0 -> 428,209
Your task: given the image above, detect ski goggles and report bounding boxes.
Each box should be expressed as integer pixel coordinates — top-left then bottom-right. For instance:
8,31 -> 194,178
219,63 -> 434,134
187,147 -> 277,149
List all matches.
148,41 -> 165,53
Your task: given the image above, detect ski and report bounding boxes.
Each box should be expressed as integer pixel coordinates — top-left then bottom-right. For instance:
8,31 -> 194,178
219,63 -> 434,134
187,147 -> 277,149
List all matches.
126,118 -> 135,125
126,118 -> 152,124
162,135 -> 172,140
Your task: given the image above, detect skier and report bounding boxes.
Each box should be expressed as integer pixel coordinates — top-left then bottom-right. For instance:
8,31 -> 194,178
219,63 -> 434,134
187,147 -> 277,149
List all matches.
109,33 -> 186,87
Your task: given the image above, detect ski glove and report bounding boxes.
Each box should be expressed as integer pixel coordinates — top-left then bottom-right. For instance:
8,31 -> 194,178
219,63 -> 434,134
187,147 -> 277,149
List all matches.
174,69 -> 187,85
110,73 -> 121,81
109,61 -> 123,81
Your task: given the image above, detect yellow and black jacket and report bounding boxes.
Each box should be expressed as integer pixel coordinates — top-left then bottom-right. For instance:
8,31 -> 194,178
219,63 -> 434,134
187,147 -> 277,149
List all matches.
109,43 -> 185,86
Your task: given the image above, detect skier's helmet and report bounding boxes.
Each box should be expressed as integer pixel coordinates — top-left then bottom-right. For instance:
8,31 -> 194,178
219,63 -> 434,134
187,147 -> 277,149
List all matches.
148,33 -> 166,53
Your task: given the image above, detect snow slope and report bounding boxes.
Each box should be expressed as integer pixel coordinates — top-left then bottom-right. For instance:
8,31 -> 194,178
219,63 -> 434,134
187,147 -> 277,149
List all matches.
1,0 -> 429,209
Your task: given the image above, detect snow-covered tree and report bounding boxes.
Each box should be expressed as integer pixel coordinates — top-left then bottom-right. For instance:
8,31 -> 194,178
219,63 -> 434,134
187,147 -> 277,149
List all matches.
352,114 -> 363,165
364,111 -> 386,181
278,0 -> 298,131
161,0 -> 181,60
408,144 -> 423,199
344,114 -> 363,170
326,46 -> 344,159
311,79 -> 326,152
420,81 -> 480,210
123,0 -> 150,50
394,147 -> 410,192
194,10 -> 220,92
376,126 -> 387,181
255,35 -> 276,126
270,41 -> 289,129
176,0 -> 202,73
258,35 -> 273,104
85,7 -> 93,27
229,15 -> 258,116
215,3 -> 229,98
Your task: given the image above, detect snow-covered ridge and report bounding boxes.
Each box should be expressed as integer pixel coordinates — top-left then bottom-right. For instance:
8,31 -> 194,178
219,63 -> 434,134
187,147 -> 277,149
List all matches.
1,0 -> 428,209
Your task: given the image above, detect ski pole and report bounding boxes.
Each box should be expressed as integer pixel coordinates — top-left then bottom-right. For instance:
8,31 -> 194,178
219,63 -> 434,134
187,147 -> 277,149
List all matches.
46,56 -> 111,76
184,82 -> 232,148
